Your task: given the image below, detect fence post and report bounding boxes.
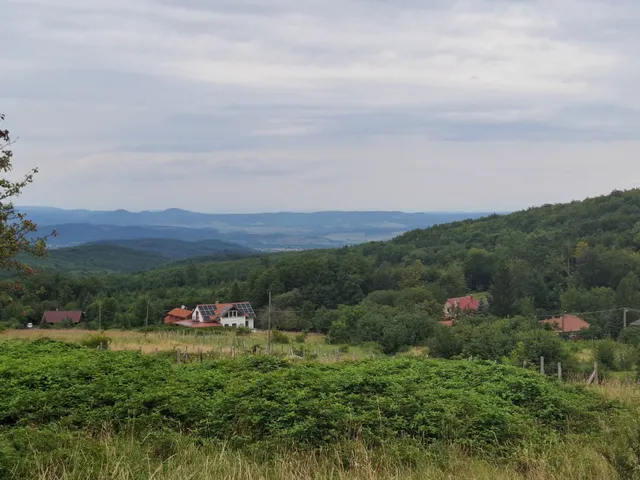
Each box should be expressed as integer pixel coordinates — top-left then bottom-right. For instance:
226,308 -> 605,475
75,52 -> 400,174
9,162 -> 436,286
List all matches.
594,361 -> 599,385
176,348 -> 181,364
199,348 -> 203,363
557,362 -> 562,381
540,356 -> 544,375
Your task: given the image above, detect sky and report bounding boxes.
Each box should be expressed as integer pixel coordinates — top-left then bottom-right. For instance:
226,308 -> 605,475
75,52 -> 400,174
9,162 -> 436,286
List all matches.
2,0 -> 640,213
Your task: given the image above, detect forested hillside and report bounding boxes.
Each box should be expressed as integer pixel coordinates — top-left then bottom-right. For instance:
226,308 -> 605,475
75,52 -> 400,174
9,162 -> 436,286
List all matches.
26,245 -> 169,274
3,190 -> 640,345
90,238 -> 252,260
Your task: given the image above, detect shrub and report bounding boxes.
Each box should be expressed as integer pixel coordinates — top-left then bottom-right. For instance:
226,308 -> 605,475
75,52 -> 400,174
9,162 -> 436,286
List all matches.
0,341 -> 613,453
620,327 -> 640,348
595,340 -> 617,370
294,333 -> 307,343
80,334 -> 112,350
234,327 -> 252,336
616,343 -> 639,371
338,344 -> 349,353
271,330 -> 289,344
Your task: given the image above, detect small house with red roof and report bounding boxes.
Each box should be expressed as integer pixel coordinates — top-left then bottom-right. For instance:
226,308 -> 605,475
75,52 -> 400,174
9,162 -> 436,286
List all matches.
443,295 -> 481,319
171,302 -> 256,329
41,310 -> 84,326
539,315 -> 589,335
164,307 -> 193,325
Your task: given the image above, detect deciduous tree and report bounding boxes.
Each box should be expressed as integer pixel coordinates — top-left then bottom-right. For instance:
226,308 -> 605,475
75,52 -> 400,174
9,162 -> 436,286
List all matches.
0,114 -> 52,300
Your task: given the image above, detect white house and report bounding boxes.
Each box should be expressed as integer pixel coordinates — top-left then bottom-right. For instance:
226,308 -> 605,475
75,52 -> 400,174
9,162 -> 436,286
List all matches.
190,302 -> 256,329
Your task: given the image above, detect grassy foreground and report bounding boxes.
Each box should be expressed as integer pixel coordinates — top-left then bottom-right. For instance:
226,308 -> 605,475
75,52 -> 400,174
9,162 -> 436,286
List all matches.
2,339 -> 640,479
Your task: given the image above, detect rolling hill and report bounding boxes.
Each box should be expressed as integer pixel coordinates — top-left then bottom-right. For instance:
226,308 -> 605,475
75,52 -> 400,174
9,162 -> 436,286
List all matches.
32,244 -> 169,274
8,189 -> 640,338
89,238 -> 252,260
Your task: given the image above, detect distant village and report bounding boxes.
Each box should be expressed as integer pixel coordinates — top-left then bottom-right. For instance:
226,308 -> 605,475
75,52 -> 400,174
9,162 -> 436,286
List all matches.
39,295 -> 595,337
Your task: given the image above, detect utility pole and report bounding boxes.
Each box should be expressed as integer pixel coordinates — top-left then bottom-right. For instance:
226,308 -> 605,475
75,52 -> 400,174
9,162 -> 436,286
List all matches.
146,300 -> 150,327
267,290 -> 272,354
624,308 -> 629,329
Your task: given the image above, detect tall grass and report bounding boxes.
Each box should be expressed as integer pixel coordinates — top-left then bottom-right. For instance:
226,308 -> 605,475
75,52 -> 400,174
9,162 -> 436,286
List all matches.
0,329 -> 376,360
10,431 -> 621,480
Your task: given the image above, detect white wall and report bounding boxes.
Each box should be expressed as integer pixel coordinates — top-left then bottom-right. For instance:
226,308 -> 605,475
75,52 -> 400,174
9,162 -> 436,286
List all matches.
220,315 -> 254,329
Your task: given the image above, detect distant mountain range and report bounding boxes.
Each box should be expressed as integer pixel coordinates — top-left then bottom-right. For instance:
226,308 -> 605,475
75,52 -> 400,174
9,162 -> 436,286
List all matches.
24,207 -> 492,251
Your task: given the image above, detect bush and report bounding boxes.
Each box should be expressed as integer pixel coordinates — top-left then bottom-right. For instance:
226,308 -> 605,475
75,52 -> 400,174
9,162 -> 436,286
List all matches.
234,327 -> 252,336
294,333 -> 307,343
595,340 -> 617,370
80,334 -> 112,350
616,344 -> 639,371
620,327 -> 640,348
270,330 -> 289,344
0,340 -> 613,453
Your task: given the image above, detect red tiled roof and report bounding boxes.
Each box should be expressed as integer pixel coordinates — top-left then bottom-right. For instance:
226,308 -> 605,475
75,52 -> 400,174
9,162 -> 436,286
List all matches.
41,311 -> 84,324
166,308 -> 193,319
446,296 -> 480,311
540,315 -> 590,333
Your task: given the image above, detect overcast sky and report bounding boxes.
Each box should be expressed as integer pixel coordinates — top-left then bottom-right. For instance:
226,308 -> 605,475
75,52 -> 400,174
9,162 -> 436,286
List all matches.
2,0 -> 640,213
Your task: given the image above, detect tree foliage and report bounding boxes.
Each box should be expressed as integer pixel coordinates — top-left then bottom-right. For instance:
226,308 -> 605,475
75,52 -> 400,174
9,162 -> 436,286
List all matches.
0,114 -> 51,300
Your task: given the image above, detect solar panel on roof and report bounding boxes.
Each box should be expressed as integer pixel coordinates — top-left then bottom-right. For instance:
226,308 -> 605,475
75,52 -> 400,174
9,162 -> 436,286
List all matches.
199,305 -> 216,316
234,302 -> 255,317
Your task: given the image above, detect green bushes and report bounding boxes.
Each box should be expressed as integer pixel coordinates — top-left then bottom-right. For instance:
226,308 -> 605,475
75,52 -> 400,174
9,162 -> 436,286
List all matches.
234,327 -> 252,336
80,334 -> 112,350
429,317 -> 571,369
270,330 -> 289,344
0,340 -> 612,453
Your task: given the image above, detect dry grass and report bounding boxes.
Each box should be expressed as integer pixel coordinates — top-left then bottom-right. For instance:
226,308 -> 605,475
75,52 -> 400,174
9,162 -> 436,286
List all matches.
0,329 -> 374,360
590,377 -> 640,404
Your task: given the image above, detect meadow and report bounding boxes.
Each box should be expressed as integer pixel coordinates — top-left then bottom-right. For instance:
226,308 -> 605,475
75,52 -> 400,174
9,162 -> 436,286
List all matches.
0,328 -> 380,360
2,337 -> 640,479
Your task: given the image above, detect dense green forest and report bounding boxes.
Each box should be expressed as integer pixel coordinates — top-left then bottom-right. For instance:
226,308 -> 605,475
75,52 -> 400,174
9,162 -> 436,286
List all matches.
3,190 -> 640,350
16,240 -> 256,275
90,238 -> 252,260
27,244 -> 170,274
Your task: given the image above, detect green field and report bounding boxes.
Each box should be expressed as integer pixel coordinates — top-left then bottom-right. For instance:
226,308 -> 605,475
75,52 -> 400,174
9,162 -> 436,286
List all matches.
2,338 -> 640,479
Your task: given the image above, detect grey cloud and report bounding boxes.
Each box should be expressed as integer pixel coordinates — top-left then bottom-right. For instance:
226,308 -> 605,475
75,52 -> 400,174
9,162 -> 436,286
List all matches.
3,0 -> 640,211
